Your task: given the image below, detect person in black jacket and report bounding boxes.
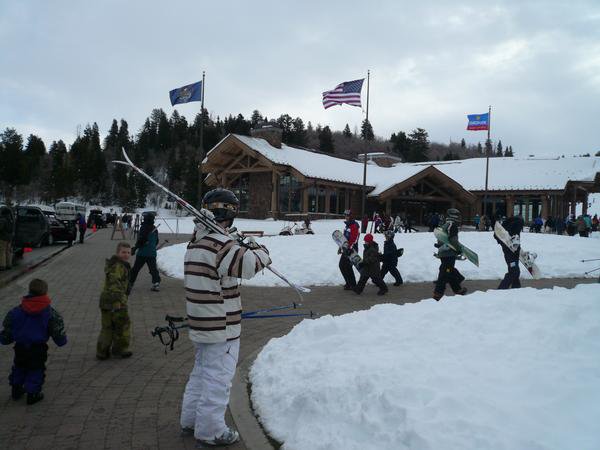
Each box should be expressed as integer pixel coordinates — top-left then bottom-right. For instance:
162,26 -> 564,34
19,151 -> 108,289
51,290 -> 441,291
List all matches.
354,234 -> 388,296
380,231 -> 403,286
495,215 -> 524,289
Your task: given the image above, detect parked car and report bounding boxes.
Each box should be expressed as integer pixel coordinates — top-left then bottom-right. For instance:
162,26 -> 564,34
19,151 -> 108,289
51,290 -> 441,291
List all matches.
40,207 -> 75,245
87,209 -> 107,228
0,204 -> 24,265
15,205 -> 74,247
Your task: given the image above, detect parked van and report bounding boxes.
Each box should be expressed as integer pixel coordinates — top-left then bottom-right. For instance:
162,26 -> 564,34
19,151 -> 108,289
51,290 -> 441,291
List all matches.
0,204 -> 24,266
55,202 -> 86,222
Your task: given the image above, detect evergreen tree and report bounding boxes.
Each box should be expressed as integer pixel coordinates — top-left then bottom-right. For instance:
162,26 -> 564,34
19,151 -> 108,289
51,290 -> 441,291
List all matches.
251,109 -> 263,127
24,134 -> 46,183
406,128 -> 429,162
290,117 -> 307,146
477,142 -> 483,154
361,119 -> 374,141
48,140 -> 73,200
390,131 -> 411,161
343,124 -> 352,138
496,140 -> 503,157
460,138 -> 466,149
318,126 -> 334,153
484,138 -> 493,156
0,128 -> 26,201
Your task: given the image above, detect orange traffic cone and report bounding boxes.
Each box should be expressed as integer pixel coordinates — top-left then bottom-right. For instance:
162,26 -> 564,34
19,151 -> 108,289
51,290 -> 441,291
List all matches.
93,224 -> 97,233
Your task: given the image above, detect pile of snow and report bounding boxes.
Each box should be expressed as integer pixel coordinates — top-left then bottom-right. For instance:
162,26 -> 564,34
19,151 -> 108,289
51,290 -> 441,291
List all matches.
250,284 -> 600,450
158,226 -> 600,286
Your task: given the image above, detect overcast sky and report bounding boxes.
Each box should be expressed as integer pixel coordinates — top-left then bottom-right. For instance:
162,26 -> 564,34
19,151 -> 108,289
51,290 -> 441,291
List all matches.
1,0 -> 599,156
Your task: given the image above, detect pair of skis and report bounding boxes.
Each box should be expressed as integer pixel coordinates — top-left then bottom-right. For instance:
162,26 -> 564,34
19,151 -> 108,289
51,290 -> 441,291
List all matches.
113,149 -> 311,298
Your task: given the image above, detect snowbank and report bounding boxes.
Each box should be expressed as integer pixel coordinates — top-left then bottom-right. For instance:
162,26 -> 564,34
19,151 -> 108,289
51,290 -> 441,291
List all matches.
158,228 -> 600,286
250,284 -> 600,450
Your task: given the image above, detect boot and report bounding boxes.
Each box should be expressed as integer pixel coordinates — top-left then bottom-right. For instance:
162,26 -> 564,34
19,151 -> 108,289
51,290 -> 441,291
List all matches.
454,287 -> 468,296
433,291 -> 443,301
197,428 -> 240,447
26,392 -> 44,405
353,287 -> 363,295
343,284 -> 354,290
151,282 -> 160,292
394,280 -> 403,286
181,427 -> 194,437
377,288 -> 388,296
113,350 -> 133,359
11,385 -> 25,400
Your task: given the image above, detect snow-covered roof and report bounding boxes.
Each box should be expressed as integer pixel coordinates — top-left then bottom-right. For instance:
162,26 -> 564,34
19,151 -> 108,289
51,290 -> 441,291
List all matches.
209,134 -> 600,195
418,157 -> 600,191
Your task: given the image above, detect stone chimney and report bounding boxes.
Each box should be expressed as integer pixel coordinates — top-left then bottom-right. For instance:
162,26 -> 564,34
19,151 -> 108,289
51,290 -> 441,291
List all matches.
250,125 -> 282,148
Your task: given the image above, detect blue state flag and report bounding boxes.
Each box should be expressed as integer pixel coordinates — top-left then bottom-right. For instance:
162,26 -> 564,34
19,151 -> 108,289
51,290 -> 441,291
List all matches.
466,113 -> 489,131
169,81 -> 202,106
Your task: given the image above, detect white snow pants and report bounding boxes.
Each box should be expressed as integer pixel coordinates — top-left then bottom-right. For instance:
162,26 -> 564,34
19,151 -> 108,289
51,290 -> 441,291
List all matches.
180,339 -> 240,440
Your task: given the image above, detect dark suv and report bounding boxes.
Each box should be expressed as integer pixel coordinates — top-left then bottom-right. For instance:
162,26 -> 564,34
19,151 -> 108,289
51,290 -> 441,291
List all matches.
15,206 -> 74,247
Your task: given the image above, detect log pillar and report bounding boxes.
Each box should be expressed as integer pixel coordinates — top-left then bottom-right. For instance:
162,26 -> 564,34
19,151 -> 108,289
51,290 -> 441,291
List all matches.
270,171 -> 278,218
385,198 -> 392,215
506,195 -> 514,217
582,192 -> 589,215
541,195 -> 549,219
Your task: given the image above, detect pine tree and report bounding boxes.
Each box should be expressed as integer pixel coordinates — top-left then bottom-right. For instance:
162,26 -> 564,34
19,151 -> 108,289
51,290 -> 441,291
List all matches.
290,117 -> 307,146
460,138 -> 466,149
318,126 -> 334,153
485,138 -> 493,156
0,128 -> 26,201
343,124 -> 352,138
390,131 -> 411,161
477,142 -> 483,154
361,119 -> 374,141
251,109 -> 263,127
24,134 -> 46,183
406,128 -> 429,162
496,140 -> 503,157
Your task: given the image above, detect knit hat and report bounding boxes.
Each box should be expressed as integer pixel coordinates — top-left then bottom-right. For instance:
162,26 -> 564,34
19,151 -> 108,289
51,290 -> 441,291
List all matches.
364,233 -> 374,243
29,279 -> 48,296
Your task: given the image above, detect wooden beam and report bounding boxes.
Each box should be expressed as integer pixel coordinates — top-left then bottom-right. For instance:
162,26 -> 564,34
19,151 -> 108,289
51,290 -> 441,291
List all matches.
225,167 -> 272,174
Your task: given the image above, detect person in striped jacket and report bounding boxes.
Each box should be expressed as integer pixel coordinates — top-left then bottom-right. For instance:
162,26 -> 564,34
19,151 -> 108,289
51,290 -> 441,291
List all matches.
180,188 -> 271,447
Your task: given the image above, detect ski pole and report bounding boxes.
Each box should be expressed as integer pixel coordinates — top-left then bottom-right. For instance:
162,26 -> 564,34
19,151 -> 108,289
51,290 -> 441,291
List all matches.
584,266 -> 600,275
243,302 -> 302,317
581,258 -> 600,262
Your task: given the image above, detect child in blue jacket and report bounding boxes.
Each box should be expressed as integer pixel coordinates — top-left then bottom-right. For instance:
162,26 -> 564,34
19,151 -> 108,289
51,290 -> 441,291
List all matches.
0,279 -> 67,404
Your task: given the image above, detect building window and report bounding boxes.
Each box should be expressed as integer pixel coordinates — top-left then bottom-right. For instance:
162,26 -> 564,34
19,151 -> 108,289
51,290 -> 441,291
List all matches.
232,174 -> 249,212
329,190 -> 337,213
308,186 -> 317,213
279,173 -> 302,213
318,188 -> 326,213
338,189 -> 346,214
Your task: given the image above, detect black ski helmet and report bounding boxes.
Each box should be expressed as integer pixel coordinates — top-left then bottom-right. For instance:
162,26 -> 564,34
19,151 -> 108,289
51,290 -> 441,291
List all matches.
142,211 -> 156,223
447,208 -> 462,223
202,188 -> 240,222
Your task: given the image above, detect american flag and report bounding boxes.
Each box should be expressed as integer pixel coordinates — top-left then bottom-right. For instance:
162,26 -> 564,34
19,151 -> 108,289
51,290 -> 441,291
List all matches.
322,78 -> 364,109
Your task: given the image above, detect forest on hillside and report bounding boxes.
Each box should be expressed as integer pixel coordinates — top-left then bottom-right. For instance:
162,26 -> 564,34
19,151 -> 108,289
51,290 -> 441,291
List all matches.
0,108 -> 515,209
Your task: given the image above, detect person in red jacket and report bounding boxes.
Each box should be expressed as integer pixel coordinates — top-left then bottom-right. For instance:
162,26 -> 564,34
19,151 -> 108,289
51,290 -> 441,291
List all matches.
339,209 -> 360,290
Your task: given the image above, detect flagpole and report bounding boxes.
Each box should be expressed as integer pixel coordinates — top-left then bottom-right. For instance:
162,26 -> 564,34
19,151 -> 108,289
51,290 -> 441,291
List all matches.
483,104 -> 491,219
361,70 -> 370,218
198,71 -> 205,205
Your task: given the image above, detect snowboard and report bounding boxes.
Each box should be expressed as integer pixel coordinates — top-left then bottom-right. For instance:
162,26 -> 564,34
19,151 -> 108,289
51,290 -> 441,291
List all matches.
332,230 -> 362,269
494,222 -> 541,279
433,227 -> 479,267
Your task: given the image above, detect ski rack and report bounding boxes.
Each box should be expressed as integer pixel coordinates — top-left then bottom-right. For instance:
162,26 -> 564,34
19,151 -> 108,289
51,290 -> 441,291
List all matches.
113,148 -> 311,301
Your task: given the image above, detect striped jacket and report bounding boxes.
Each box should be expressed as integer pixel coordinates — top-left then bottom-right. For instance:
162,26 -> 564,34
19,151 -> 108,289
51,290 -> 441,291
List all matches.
184,229 -> 271,343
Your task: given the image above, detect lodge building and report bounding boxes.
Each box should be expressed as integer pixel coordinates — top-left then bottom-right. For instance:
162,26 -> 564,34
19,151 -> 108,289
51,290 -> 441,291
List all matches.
201,126 -> 600,224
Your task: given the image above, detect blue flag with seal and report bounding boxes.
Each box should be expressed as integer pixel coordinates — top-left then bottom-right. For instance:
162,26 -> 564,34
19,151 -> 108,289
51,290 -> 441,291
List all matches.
466,113 -> 489,131
169,81 -> 202,106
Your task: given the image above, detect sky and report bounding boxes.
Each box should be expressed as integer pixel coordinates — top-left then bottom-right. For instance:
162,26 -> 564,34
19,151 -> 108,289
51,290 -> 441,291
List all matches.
1,0 -> 599,157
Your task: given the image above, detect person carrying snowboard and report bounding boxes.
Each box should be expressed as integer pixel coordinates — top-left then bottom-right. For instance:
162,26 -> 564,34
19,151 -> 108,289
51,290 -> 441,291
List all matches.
433,208 -> 467,301
380,230 -> 403,286
180,188 -> 271,447
339,209 -> 360,290
495,215 -> 524,289
355,234 -> 388,296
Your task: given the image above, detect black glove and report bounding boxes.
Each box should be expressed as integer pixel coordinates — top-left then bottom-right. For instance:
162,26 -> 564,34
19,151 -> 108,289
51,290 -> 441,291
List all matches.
434,243 -> 441,248
397,248 -> 404,257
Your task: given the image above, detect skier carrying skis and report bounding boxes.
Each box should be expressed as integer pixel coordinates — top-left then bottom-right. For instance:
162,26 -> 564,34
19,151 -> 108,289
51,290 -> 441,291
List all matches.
433,208 -> 468,301
129,211 -> 161,292
495,215 -> 524,289
180,188 -> 271,447
339,209 -> 360,290
380,230 -> 403,286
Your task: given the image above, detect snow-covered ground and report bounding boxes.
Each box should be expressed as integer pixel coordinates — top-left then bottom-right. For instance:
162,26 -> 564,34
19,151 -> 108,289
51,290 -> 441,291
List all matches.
250,284 -> 600,450
157,218 -> 600,285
